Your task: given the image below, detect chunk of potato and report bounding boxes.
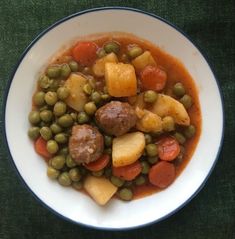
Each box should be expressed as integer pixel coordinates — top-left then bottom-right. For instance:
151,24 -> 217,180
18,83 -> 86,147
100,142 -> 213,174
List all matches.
64,73 -> 88,112
131,51 -> 156,73
84,176 -> 117,205
105,62 -> 137,97
112,132 -> 145,167
92,53 -> 118,77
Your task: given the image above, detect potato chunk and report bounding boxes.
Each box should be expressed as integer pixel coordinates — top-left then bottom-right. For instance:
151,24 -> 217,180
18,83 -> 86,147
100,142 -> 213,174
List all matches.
84,176 -> 117,206
105,62 -> 137,97
92,53 -> 118,77
64,74 -> 88,112
112,132 -> 145,167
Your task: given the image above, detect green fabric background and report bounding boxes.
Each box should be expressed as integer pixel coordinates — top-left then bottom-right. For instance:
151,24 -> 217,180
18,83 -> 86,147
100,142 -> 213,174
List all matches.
0,0 -> 234,238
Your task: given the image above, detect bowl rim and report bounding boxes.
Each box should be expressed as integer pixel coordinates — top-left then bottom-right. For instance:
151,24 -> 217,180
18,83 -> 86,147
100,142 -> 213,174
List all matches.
2,6 -> 224,230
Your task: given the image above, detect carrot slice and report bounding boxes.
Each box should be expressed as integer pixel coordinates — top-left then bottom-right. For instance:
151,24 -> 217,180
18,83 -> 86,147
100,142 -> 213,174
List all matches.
149,161 -> 175,188
84,154 -> 110,172
72,41 -> 98,66
112,161 -> 142,181
140,65 -> 167,91
34,137 -> 52,159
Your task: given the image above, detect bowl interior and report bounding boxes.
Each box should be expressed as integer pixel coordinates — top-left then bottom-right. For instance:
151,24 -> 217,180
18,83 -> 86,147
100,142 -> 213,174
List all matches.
4,8 -> 223,229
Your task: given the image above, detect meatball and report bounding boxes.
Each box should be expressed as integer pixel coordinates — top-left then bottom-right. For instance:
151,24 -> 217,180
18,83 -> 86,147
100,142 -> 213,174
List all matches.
69,124 -> 104,164
95,101 -> 137,136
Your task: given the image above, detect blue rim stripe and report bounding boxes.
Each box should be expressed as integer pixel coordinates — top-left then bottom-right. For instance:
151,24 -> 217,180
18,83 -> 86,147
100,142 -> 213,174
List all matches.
2,6 -> 224,231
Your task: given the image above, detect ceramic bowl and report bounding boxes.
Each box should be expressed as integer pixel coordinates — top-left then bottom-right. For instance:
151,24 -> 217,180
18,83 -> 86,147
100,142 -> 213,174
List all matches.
3,7 -> 224,230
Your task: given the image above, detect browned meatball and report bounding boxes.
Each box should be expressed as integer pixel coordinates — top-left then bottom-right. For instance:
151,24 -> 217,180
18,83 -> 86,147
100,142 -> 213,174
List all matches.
69,124 -> 104,164
95,101 -> 137,136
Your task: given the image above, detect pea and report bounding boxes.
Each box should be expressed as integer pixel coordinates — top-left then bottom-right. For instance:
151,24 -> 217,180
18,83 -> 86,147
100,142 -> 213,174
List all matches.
58,172 -> 71,186
38,75 -> 51,89
83,83 -> 93,95
184,125 -> 196,138
162,116 -> 175,132
141,161 -> 150,174
96,48 -> 106,58
147,156 -> 159,164
33,91 -> 45,106
51,155 -> 65,170
48,79 -> 60,92
104,41 -> 120,54
128,46 -> 143,59
28,111 -> 41,125
40,110 -> 53,122
47,166 -> 60,179
50,123 -> 62,134
82,67 -> 92,75
70,112 -> 77,121
144,90 -> 158,103
110,176 -> 124,187
57,87 -> 70,100
77,112 -> 90,124
180,94 -> 192,109
69,60 -> 79,72
175,146 -> 185,165
173,82 -> 186,97
92,169 -> 104,177
69,168 -> 81,182
59,147 -> 69,156
103,86 -> 108,94
58,114 -> 73,127
53,101 -> 67,116
146,144 -> 158,157
46,140 -> 59,154
101,94 -> 111,101
72,181 -> 83,190
66,155 -> 77,168
118,188 -> 133,201
120,53 -> 129,63
84,102 -> 97,115
55,133 -> 68,144
46,65 -> 61,78
104,148 -> 112,155
134,175 -> 146,186
45,91 -> 58,105
28,127 -> 40,140
104,168 -> 112,178
91,91 -> 101,104
40,127 -> 52,141
60,63 -> 71,78
144,134 -> 152,144
104,135 -> 113,147
174,132 -> 186,144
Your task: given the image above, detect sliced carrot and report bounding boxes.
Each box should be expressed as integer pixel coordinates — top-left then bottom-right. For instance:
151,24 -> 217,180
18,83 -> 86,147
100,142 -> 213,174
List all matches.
34,137 -> 52,159
148,161 -> 175,188
112,161 -> 142,181
157,136 -> 180,161
72,41 -> 98,66
84,154 -> 110,172
140,65 -> 167,91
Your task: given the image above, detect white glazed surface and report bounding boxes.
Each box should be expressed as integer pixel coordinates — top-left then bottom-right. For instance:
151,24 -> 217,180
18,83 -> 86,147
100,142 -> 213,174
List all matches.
5,9 -> 223,229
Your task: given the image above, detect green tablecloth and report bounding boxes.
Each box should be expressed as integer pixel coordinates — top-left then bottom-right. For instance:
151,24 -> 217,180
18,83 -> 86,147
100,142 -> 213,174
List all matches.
0,1 -> 234,238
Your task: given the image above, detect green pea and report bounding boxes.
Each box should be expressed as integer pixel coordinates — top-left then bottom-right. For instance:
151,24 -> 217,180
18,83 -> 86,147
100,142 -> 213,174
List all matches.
46,140 -> 59,154
110,176 -> 124,187
53,101 -> 67,116
39,105 -> 49,112
104,41 -> 120,54
104,148 -> 112,155
58,114 -> 73,127
97,48 -> 106,58
101,94 -> 111,101
146,144 -> 158,157
57,87 -> 70,100
28,111 -> 41,125
127,46 -> 143,59
174,132 -> 186,144
162,116 -> 175,132
147,156 -> 159,164
68,60 -> 79,72
184,125 -> 196,138
54,133 -> 68,144
91,91 -> 102,105
66,155 -> 77,168
60,63 -> 71,78
82,67 -> 92,75
40,110 -> 53,122
104,168 -> 112,178
134,175 -> 146,186
141,161 -> 150,174
38,75 -> 51,89
118,188 -> 133,201
51,155 -> 65,170
77,112 -> 90,124
83,83 -> 93,95
103,86 -> 108,94
33,91 -> 45,106
104,135 -> 113,147
69,168 -> 81,182
46,65 -> 61,78
47,166 -> 60,179
144,90 -> 158,103
70,112 -> 77,121
39,121 -> 47,128
175,146 -> 185,165
59,147 -> 69,156
88,77 -> 96,89
58,172 -> 71,186
173,82 -> 185,97
40,127 -> 52,141
144,134 -> 152,144
72,181 -> 83,190
84,102 -> 97,115
180,94 -> 192,109
92,169 -> 104,177
50,123 -> 63,134
28,127 -> 40,140
45,91 -> 58,105
48,79 -> 60,92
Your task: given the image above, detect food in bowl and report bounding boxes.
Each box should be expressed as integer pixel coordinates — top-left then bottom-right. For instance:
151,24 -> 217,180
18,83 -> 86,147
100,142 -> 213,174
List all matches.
27,33 -> 201,206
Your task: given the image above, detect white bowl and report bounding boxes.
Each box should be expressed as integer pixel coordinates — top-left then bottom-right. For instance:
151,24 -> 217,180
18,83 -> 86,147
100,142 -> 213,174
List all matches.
3,7 -> 224,230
